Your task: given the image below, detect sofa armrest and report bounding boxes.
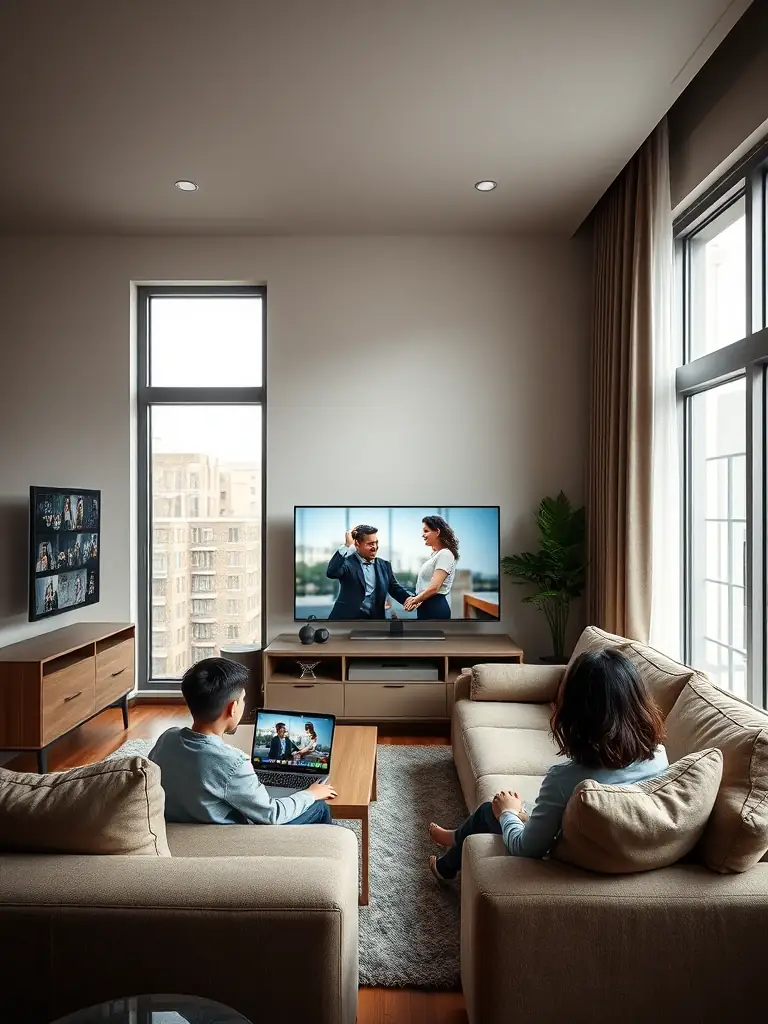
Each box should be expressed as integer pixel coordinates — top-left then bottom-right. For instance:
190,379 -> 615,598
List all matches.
0,830 -> 358,1024
461,835 -> 768,1024
454,669 -> 472,703
471,662 -> 564,703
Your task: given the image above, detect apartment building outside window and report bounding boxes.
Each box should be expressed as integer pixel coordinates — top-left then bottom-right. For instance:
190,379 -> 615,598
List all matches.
138,286 -> 265,689
675,151 -> 768,707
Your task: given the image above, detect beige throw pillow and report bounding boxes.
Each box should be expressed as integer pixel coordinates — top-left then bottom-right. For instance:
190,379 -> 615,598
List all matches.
665,676 -> 768,873
554,748 -> 723,873
471,663 -> 564,703
0,756 -> 171,856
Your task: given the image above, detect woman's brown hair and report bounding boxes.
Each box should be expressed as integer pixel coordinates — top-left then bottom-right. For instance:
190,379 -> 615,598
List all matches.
550,649 -> 664,769
422,516 -> 460,561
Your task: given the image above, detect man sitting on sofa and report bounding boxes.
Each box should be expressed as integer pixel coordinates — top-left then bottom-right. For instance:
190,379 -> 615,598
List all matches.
149,658 -> 336,825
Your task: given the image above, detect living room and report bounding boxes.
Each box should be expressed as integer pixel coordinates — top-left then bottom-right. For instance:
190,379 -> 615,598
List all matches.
1,2 -> 768,1023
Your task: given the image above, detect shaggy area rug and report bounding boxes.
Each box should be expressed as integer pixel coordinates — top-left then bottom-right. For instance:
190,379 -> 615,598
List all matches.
109,739 -> 466,988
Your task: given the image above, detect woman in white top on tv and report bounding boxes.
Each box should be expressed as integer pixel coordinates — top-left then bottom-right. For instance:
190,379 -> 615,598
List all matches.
403,515 -> 459,620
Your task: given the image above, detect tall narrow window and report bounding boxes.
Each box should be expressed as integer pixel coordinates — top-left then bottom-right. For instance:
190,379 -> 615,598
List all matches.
676,161 -> 768,708
138,287 -> 265,689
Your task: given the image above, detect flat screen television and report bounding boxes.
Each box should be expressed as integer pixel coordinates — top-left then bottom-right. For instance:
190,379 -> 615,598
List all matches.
29,486 -> 101,622
294,506 -> 500,623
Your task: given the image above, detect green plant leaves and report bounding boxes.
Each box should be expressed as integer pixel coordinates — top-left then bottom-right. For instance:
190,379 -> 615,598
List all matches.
502,491 -> 587,661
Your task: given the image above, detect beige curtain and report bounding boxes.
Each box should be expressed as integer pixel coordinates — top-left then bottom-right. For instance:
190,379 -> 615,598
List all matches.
586,120 -> 669,641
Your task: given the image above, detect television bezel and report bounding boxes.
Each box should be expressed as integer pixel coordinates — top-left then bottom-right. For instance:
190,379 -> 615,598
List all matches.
292,504 -> 501,623
29,485 -> 102,623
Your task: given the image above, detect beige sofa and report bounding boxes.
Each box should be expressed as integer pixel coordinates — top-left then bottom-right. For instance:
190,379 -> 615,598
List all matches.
453,626 -> 768,1024
0,822 -> 358,1024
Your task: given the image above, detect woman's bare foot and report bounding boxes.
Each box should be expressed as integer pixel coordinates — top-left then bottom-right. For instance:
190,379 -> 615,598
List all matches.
429,854 -> 450,883
429,822 -> 455,848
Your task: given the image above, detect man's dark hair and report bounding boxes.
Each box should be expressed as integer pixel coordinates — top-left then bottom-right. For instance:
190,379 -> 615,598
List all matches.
550,649 -> 664,769
275,722 -> 286,731
352,524 -> 377,541
181,658 -> 248,723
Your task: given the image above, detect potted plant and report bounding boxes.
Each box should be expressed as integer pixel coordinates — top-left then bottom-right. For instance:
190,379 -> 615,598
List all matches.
502,491 -> 586,664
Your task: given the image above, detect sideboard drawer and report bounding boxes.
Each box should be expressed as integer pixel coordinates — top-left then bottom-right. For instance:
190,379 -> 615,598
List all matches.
43,660 -> 96,744
96,638 -> 134,706
345,682 -> 447,719
267,682 -> 344,717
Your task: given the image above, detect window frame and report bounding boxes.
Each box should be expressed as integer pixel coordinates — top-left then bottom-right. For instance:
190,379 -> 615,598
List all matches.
137,284 -> 266,691
675,147 -> 768,708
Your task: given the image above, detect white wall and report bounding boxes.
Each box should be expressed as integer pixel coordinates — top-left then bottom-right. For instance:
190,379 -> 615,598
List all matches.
0,235 -> 589,661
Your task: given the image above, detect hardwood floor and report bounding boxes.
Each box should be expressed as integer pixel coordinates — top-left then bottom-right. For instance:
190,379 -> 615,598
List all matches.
7,704 -> 468,1024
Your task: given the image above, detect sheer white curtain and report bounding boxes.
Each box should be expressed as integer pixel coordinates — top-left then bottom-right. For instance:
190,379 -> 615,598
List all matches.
649,121 -> 681,659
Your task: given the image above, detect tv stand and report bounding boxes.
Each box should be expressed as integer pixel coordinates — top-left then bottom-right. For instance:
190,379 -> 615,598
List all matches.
350,619 -> 446,641
263,632 -> 523,723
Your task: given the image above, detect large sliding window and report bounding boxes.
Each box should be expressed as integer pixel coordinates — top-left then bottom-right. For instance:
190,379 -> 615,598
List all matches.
137,286 -> 266,690
676,152 -> 767,708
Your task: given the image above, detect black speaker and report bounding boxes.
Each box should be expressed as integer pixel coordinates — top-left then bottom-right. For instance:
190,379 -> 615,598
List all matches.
298,623 -> 316,645
314,627 -> 330,644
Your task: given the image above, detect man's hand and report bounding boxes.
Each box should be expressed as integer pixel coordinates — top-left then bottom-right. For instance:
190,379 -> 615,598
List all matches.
308,781 -> 337,802
345,527 -> 359,547
492,790 -> 524,819
403,595 -> 420,611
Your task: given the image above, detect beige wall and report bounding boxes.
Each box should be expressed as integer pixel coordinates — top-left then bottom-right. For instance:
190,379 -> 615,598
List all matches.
669,0 -> 768,209
0,235 -> 589,662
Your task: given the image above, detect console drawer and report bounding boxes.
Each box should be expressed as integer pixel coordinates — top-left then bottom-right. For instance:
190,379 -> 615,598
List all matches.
43,660 -> 96,744
267,682 -> 344,717
96,638 -> 134,706
345,682 -> 447,719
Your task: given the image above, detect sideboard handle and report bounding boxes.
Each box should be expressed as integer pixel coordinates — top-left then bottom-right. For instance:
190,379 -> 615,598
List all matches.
64,691 -> 82,703
111,667 -> 127,678
293,684 -> 315,689
383,684 -> 406,689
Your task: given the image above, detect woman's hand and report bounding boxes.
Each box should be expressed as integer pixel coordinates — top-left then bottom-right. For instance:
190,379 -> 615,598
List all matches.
403,595 -> 420,611
492,791 -> 524,819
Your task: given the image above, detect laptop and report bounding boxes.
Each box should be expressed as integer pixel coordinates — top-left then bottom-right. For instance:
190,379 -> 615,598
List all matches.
251,708 -> 336,797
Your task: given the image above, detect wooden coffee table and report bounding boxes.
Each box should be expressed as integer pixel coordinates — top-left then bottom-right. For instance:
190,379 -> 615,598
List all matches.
225,723 -> 378,905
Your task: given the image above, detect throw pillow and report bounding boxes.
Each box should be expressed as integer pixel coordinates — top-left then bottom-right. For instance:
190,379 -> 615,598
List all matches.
553,748 -> 723,873
471,663 -> 564,703
0,756 -> 171,856
665,675 -> 768,872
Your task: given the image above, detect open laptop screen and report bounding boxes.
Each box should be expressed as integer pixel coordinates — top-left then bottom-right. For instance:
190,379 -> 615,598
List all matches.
252,709 -> 335,775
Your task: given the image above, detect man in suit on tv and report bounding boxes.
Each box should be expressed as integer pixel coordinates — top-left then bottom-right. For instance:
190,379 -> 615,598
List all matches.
326,525 -> 412,620
268,722 -> 298,762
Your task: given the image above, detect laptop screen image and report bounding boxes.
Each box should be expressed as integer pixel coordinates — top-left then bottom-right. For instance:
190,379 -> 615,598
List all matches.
252,709 -> 335,776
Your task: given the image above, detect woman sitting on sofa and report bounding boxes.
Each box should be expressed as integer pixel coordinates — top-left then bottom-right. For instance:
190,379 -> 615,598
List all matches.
428,648 -> 669,880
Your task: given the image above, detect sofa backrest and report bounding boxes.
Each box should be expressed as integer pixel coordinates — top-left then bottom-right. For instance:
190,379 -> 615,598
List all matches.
569,626 -> 695,718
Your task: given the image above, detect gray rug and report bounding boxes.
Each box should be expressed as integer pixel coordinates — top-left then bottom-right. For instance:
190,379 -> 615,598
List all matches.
109,739 -> 465,989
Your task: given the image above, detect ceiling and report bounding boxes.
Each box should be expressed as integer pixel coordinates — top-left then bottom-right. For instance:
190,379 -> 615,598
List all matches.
0,0 -> 752,236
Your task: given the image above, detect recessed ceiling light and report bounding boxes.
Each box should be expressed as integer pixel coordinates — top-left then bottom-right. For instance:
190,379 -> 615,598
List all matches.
474,180 -> 497,192
174,180 -> 199,192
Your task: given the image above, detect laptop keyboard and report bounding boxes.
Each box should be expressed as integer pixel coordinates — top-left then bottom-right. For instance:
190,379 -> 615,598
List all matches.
256,771 -> 315,790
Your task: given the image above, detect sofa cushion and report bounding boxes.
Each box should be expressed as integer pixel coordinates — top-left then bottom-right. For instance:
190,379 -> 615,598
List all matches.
0,756 -> 170,857
569,626 -> 693,717
553,748 -> 723,874
455,699 -> 552,733
471,663 -> 563,703
665,676 -> 768,872
475,773 -> 546,809
463,726 -> 562,780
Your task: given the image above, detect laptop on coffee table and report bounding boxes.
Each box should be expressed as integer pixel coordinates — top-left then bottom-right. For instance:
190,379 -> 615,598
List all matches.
250,708 -> 336,798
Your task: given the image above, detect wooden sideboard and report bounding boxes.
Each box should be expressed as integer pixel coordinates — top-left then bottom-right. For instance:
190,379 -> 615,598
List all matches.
0,622 -> 135,772
263,632 -> 523,722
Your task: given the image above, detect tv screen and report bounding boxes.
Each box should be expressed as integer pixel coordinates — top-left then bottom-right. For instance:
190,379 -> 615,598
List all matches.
295,506 -> 500,622
29,486 -> 101,622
